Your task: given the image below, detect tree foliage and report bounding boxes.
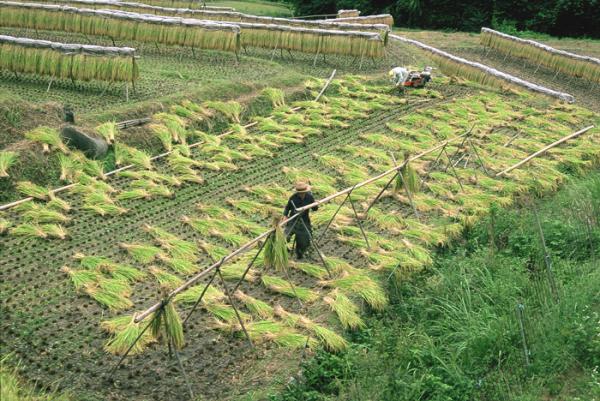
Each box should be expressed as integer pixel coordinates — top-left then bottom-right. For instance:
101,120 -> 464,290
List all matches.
284,0 -> 600,38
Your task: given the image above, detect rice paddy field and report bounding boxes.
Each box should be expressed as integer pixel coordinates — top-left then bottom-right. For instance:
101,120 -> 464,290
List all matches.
1,2 -> 599,401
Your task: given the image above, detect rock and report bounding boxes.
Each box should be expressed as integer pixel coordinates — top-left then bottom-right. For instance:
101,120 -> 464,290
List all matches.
60,125 -> 108,160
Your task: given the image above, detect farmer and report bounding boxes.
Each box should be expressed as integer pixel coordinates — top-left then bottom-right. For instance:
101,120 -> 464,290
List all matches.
283,182 -> 318,260
388,66 -> 409,87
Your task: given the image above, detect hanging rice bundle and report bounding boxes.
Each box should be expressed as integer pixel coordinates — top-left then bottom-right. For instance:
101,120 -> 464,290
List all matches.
0,3 -> 241,53
389,34 -> 575,102
150,299 -> 185,350
235,22 -> 385,58
480,28 -> 600,84
323,289 -> 365,330
337,9 -> 360,18
0,151 -> 17,177
394,153 -> 420,193
263,215 -> 289,273
0,35 -> 138,83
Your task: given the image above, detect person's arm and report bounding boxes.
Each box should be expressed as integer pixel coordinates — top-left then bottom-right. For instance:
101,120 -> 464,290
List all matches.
283,198 -> 292,217
308,193 -> 318,212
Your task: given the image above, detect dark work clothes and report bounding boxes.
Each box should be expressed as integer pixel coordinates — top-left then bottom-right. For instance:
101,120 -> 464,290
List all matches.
283,192 -> 318,227
283,192 -> 318,259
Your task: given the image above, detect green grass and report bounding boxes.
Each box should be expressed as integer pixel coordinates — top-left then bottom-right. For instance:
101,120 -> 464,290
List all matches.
204,0 -> 293,17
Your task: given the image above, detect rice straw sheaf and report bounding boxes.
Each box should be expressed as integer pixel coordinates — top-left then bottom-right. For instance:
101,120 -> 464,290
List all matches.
274,305 -> 347,352
323,289 -> 365,330
102,314 -> 155,355
261,275 -> 318,302
120,243 -> 162,264
234,290 -> 273,319
320,272 -> 388,311
0,151 -> 17,177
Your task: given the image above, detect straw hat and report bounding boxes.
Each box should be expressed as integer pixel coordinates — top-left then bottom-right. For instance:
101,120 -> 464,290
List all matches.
294,182 -> 311,193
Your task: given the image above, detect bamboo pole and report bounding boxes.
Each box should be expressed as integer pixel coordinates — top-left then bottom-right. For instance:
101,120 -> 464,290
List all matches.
314,69 -> 337,102
495,125 -> 594,176
134,132 -> 469,322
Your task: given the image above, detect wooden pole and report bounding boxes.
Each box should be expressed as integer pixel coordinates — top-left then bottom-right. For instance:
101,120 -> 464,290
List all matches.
314,69 -> 337,102
216,266 -> 252,346
496,125 -> 594,176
